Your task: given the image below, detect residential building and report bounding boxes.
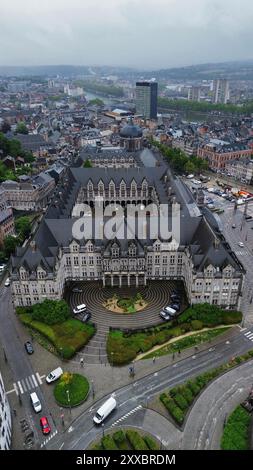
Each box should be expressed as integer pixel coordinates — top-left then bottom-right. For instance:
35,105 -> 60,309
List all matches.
0,371 -> 12,450
188,86 -> 201,102
197,140 -> 252,170
225,158 -> 253,184
0,172 -> 55,211
0,202 -> 15,247
212,79 -> 230,104
136,81 -> 158,119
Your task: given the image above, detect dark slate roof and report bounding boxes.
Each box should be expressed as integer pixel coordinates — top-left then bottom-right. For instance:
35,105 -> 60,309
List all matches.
11,165 -> 244,275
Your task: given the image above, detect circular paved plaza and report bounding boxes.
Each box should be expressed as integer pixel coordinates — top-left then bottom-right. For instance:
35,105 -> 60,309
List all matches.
66,280 -> 186,329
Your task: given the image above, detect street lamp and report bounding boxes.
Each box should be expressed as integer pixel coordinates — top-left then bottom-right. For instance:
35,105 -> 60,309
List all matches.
111,352 -> 114,380
102,423 -> 105,438
60,347 -> 63,361
66,389 -> 71,414
91,380 -> 95,399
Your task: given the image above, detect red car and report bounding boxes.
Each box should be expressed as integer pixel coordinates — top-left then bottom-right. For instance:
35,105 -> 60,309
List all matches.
40,416 -> 51,435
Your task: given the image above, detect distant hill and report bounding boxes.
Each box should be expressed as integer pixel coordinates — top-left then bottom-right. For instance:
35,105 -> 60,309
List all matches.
1,60 -> 253,80
143,60 -> 253,81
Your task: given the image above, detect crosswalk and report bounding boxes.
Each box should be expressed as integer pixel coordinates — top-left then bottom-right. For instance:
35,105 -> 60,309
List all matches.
111,405 -> 143,428
11,372 -> 44,395
40,430 -> 58,448
243,330 -> 253,343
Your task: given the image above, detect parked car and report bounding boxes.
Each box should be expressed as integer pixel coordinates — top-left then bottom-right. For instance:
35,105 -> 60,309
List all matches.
169,303 -> 180,312
46,367 -> 63,384
24,341 -> 34,354
93,396 -> 117,425
161,306 -> 178,317
238,242 -> 244,247
171,294 -> 180,302
232,224 -> 236,229
4,278 -> 10,287
72,287 -> 83,293
0,264 -> 6,273
160,310 -> 172,321
82,311 -> 91,323
30,392 -> 42,413
245,215 -> 253,221
73,303 -> 86,315
40,416 -> 51,435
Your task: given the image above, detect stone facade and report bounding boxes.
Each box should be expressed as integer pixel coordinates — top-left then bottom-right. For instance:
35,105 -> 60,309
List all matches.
11,165 -> 244,310
0,372 -> 12,450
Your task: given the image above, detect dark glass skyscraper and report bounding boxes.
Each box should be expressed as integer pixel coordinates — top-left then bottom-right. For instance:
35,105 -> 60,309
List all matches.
136,81 -> 158,119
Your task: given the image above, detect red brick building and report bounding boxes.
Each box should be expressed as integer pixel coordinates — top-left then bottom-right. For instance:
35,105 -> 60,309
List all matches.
197,141 -> 252,170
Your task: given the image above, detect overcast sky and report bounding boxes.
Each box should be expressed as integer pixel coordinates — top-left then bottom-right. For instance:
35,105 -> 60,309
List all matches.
1,0 -> 253,69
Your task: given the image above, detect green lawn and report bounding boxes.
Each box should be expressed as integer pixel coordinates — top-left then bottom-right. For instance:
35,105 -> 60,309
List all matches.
20,314 -> 95,359
142,327 -> 230,360
221,405 -> 251,450
160,349 -> 253,426
54,373 -> 89,406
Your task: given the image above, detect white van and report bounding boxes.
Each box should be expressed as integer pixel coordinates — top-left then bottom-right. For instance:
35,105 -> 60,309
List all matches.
73,303 -> 86,315
46,367 -> 63,384
30,392 -> 42,413
93,396 -> 117,425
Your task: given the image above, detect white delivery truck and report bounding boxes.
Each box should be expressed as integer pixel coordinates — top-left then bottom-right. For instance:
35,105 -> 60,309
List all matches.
46,367 -> 63,384
93,396 -> 117,425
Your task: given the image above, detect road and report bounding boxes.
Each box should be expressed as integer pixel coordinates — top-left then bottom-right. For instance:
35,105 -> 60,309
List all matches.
0,285 -> 58,448
182,360 -> 253,449
184,177 -> 253,325
47,325 -> 253,450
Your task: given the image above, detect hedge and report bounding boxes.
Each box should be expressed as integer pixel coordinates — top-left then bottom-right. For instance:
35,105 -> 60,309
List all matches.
160,349 -> 253,425
101,435 -> 118,450
126,430 -> 149,451
112,430 -> 125,446
144,435 -> 159,450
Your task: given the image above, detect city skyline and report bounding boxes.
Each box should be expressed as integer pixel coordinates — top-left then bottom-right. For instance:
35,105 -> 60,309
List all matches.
1,0 -> 253,69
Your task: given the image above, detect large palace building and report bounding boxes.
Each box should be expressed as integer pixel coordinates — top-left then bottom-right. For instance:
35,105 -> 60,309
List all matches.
10,122 -> 245,309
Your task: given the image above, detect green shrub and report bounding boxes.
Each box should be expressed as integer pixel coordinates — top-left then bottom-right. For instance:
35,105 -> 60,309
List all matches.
113,430 -> 125,445
181,387 -> 194,405
126,430 -> 148,450
173,393 -> 188,411
144,435 -> 159,450
186,380 -> 201,396
31,299 -> 71,325
191,320 -> 203,331
101,435 -> 119,450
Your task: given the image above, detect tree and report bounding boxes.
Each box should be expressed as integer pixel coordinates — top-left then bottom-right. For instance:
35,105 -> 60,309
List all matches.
3,236 -> 19,257
31,299 -> 71,325
184,161 -> 195,174
88,98 -> 104,106
1,121 -> 11,134
61,372 -> 73,386
83,159 -> 92,168
15,216 -> 32,239
16,122 -> 28,135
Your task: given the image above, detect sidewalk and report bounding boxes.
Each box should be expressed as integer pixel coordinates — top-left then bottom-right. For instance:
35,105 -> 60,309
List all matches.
2,315 -> 240,447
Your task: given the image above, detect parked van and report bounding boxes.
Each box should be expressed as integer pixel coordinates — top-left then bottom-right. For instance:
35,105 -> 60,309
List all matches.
73,303 -> 86,315
93,396 -> 117,425
30,392 -> 42,413
46,367 -> 63,384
